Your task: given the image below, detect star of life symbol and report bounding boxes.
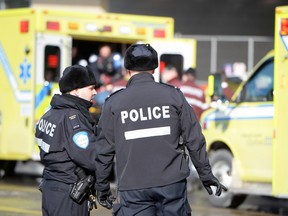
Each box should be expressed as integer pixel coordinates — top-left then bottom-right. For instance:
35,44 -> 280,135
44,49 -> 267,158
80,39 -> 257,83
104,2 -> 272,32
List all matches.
19,58 -> 31,84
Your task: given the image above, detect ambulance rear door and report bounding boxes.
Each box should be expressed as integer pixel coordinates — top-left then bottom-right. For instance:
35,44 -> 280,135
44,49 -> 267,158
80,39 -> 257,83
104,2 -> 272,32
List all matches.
149,38 -> 197,82
34,33 -> 72,148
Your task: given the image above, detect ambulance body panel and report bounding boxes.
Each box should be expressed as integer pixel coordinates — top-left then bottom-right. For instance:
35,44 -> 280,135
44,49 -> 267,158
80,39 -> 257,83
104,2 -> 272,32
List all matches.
200,6 -> 288,207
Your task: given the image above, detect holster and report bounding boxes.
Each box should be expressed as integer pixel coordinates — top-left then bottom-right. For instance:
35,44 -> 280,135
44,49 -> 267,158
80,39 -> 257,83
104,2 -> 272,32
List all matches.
70,167 -> 95,204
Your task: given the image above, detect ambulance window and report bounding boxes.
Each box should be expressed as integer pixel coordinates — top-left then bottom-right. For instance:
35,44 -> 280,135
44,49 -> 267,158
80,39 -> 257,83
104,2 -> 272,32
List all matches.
44,46 -> 61,82
241,59 -> 274,102
160,54 -> 183,79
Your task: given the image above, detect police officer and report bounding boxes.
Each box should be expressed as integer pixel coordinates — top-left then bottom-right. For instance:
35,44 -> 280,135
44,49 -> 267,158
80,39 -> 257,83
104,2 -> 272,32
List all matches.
95,44 -> 227,215
35,65 -> 98,216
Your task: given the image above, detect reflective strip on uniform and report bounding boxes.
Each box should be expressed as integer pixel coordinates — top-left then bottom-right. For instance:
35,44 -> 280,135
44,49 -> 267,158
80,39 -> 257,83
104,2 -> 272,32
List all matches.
36,138 -> 50,153
124,126 -> 171,140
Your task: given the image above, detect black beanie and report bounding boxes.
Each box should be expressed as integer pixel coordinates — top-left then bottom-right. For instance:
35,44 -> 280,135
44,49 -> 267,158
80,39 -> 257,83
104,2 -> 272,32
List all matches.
124,44 -> 158,71
59,65 -> 96,93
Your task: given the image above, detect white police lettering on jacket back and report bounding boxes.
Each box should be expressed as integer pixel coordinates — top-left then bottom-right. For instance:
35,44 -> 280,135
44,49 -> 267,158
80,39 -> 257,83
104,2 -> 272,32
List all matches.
38,119 -> 57,137
121,106 -> 170,124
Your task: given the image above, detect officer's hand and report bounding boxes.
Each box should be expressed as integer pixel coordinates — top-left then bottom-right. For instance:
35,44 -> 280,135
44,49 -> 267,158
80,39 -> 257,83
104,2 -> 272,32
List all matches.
202,176 -> 228,196
96,189 -> 114,209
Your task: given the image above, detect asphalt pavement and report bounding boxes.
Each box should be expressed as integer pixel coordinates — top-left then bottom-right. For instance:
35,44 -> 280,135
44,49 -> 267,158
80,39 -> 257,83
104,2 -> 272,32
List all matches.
0,161 -> 287,216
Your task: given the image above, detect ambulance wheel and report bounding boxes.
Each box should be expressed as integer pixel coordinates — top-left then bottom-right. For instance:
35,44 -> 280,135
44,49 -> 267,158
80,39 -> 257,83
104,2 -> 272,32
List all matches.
208,149 -> 247,208
0,160 -> 16,177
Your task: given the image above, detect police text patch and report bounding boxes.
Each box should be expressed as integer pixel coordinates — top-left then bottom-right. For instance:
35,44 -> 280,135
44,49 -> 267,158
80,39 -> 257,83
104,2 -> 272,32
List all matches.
73,131 -> 89,149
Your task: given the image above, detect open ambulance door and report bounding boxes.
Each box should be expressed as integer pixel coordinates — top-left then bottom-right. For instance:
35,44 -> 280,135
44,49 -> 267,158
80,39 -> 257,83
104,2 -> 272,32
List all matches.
34,34 -> 72,158
148,38 -> 197,82
272,7 -> 288,197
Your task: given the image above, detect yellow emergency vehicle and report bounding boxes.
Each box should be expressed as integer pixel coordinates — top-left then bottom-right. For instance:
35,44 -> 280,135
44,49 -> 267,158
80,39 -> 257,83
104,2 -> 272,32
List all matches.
201,5 -> 288,208
0,8 -> 196,175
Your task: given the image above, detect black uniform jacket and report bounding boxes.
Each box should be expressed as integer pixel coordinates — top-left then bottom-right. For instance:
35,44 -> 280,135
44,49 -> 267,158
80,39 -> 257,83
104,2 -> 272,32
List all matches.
95,72 -> 213,191
35,94 -> 97,184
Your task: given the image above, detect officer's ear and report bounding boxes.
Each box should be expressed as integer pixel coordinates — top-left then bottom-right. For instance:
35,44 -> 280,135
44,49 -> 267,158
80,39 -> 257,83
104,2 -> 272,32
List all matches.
75,89 -> 80,97
126,69 -> 131,76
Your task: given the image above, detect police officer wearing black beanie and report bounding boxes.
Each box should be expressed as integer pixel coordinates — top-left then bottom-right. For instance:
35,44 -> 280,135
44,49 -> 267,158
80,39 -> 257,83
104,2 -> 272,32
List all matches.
35,65 -> 98,216
95,44 -> 227,215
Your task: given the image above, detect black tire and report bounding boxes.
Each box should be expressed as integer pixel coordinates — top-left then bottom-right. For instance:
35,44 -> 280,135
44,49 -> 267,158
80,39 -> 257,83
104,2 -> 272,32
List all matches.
208,149 -> 247,208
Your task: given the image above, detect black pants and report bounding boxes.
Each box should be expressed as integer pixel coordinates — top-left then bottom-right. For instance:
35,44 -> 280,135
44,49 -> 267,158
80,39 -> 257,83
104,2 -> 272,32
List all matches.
41,179 -> 89,216
114,180 -> 192,216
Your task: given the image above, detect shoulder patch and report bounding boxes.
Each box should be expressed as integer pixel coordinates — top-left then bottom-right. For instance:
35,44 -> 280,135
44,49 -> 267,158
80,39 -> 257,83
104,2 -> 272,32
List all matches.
69,114 -> 81,130
105,88 -> 125,101
73,131 -> 89,149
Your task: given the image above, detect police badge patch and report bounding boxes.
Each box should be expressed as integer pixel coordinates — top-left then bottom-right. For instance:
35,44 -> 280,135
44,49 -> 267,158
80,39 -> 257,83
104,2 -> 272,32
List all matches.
73,131 -> 89,149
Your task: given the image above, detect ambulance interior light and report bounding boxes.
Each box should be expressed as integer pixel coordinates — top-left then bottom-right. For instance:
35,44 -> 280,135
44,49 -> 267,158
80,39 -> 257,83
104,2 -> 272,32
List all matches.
281,18 -> 288,35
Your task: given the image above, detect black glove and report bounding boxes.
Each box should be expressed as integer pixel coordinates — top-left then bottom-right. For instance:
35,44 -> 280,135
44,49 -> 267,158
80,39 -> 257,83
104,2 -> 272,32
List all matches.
202,176 -> 228,196
96,189 -> 114,209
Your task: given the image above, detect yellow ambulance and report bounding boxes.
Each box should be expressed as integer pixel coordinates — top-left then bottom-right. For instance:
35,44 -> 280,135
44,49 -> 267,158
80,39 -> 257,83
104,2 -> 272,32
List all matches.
0,8 -> 196,175
201,5 -> 288,208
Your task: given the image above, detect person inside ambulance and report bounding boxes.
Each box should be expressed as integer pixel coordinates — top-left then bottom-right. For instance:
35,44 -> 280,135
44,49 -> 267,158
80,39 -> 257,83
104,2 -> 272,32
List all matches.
180,67 -> 207,120
88,44 -> 122,87
88,44 -> 122,107
35,65 -> 98,216
94,43 -> 227,215
161,65 -> 182,87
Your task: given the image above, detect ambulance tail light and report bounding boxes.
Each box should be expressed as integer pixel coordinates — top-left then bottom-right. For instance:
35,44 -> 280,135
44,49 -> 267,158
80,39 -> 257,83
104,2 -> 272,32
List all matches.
280,18 -> 288,35
48,54 -> 59,68
20,20 -> 29,33
47,21 -> 60,31
154,29 -> 166,38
